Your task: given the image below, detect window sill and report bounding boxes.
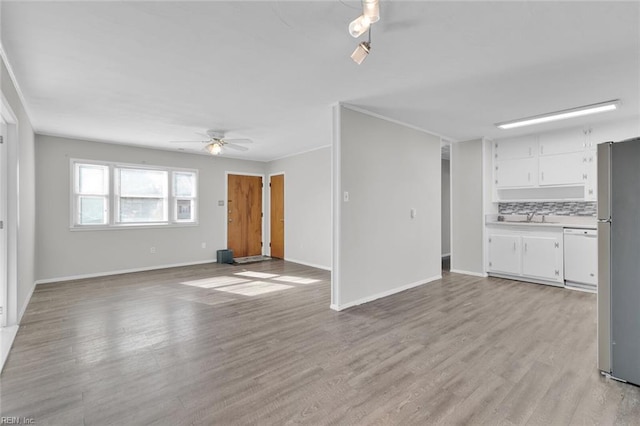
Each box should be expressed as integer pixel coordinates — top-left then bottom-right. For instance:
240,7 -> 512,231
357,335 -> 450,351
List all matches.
69,222 -> 199,232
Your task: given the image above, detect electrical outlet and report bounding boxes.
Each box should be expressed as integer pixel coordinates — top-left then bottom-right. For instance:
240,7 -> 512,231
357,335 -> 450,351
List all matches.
150,247 -> 156,254
201,242 -> 206,249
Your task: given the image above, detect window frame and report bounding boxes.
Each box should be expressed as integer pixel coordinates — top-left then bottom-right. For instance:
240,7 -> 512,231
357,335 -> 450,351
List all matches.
70,159 -> 199,230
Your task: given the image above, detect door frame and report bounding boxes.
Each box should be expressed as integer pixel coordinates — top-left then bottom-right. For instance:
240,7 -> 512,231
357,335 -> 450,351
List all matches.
1,92 -> 19,327
224,171 -> 266,256
268,171 -> 285,258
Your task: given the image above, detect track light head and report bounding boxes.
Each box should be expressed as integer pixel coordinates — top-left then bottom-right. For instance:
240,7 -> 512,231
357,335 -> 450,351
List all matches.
351,41 -> 371,65
349,14 -> 371,38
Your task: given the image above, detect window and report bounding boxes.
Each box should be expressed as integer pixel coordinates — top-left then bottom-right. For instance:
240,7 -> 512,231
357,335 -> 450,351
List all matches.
71,160 -> 197,228
74,163 -> 109,225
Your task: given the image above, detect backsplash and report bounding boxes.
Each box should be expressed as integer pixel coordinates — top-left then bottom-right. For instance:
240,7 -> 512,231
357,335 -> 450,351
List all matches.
498,201 -> 597,217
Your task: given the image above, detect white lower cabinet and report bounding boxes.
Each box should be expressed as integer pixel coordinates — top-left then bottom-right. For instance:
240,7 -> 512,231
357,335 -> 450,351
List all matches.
487,234 -> 521,275
487,226 -> 564,285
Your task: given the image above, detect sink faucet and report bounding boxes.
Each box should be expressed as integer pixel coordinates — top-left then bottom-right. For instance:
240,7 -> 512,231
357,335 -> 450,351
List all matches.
526,212 -> 536,222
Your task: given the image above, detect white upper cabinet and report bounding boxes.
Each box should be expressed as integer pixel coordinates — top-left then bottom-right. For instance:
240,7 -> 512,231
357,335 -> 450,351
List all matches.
538,128 -> 587,156
494,135 -> 537,161
538,152 -> 585,186
495,157 -> 538,188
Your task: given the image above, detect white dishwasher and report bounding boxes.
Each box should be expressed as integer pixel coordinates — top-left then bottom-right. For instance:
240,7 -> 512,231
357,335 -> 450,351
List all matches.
563,228 -> 598,292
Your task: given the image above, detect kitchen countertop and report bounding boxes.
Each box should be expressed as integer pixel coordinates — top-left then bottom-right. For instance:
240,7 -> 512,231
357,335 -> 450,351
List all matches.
485,214 -> 597,230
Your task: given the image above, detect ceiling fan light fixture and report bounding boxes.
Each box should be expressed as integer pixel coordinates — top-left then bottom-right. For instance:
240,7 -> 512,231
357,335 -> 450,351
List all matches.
495,99 -> 620,130
206,142 -> 223,155
351,41 -> 370,65
363,0 -> 380,23
348,14 -> 371,38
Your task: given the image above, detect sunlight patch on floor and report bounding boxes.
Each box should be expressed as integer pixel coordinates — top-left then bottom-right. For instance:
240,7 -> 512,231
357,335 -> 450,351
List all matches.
273,275 -> 320,285
234,271 -> 279,279
180,276 -> 250,288
215,281 -> 293,296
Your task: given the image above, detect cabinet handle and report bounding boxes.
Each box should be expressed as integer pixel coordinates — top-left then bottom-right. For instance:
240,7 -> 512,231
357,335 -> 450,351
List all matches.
589,189 -> 594,195
540,146 -> 543,155
513,242 -> 516,251
529,147 -> 532,156
583,157 -> 587,163
541,172 -> 544,181
528,172 -> 531,181
524,243 -> 528,252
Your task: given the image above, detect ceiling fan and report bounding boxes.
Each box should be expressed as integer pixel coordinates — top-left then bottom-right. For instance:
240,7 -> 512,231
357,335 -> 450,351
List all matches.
170,130 -> 252,155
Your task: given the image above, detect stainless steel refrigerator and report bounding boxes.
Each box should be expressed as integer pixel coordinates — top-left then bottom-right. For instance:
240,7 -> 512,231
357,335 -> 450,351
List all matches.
598,137 -> 640,386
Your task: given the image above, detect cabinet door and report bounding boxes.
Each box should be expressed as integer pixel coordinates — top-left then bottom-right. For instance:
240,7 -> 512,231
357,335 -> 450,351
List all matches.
494,136 -> 537,161
539,129 -> 587,156
584,151 -> 597,200
488,234 -> 521,275
495,158 -> 538,188
538,152 -> 585,186
522,235 -> 563,282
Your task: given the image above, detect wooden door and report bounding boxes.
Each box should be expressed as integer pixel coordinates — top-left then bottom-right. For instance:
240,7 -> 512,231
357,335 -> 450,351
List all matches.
270,174 -> 284,259
227,174 -> 263,258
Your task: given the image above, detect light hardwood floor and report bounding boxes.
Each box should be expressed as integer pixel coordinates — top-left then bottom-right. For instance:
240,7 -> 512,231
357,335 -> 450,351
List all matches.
1,261 -> 639,425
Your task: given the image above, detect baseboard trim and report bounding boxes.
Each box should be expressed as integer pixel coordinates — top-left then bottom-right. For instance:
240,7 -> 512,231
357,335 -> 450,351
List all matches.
34,260 -> 216,285
450,269 -> 488,278
18,283 -> 36,324
330,275 -> 442,311
284,258 -> 331,271
0,325 -> 19,372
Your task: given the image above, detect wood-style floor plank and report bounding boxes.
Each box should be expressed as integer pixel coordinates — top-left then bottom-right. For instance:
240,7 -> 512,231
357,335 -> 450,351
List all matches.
1,261 -> 639,425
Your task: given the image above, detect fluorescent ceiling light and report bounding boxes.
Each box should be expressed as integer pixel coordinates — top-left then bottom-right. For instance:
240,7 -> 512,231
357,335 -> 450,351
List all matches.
495,100 -> 620,130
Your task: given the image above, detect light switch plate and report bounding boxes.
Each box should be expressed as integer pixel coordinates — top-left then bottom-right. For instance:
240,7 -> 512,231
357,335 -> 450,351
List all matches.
411,208 -> 417,218
218,200 -> 225,206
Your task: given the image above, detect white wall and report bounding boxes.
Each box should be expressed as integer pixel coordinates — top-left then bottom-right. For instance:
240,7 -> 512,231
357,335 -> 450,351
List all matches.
35,135 -> 266,282
1,57 -> 36,323
332,106 -> 441,310
267,147 -> 331,270
441,159 -> 450,256
451,139 -> 485,276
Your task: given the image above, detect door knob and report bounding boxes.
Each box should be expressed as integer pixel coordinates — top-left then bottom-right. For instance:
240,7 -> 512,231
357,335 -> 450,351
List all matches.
228,219 -> 232,222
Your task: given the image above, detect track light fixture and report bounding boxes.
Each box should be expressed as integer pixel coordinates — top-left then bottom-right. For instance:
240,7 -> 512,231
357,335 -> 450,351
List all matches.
348,0 -> 379,64
349,14 -> 371,38
349,0 -> 380,39
351,41 -> 371,65
351,29 -> 371,65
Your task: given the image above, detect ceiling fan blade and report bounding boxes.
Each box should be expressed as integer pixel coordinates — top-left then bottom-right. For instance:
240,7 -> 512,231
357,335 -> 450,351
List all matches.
222,138 -> 252,144
224,143 -> 249,152
169,140 -> 209,144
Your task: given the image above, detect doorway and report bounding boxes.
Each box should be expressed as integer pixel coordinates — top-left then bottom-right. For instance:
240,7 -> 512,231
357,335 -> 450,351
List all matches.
270,174 -> 284,259
227,173 -> 263,258
442,141 -> 451,272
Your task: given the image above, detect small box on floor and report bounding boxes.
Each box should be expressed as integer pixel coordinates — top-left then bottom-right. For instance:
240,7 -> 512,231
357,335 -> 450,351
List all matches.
216,249 -> 234,264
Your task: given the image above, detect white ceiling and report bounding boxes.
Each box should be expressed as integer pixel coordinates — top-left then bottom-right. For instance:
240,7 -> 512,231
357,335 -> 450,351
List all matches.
2,1 -> 638,161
